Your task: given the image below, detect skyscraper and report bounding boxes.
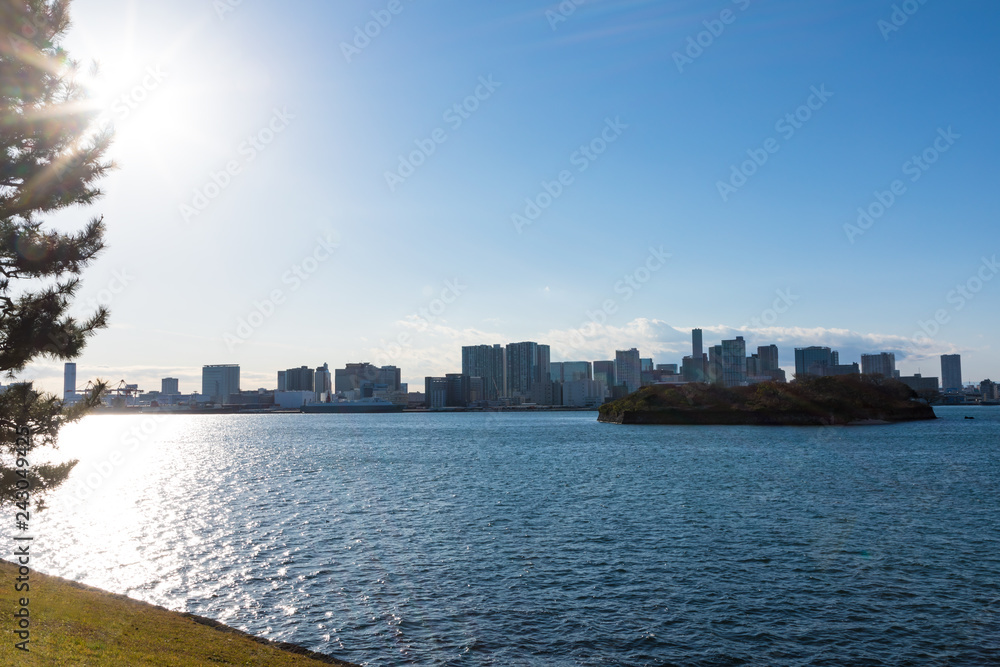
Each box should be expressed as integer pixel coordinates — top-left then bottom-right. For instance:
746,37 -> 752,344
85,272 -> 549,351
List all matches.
285,366 -> 315,392
161,378 -> 180,395
505,342 -> 549,399
721,337 -> 748,387
593,360 -> 615,395
861,353 -> 896,378
462,344 -> 505,400
692,328 -> 703,359
550,361 -> 592,383
941,354 -> 962,390
615,348 -> 641,393
757,345 -> 779,372
63,362 -> 76,398
315,363 -> 332,397
202,365 -> 240,404
795,347 -> 833,377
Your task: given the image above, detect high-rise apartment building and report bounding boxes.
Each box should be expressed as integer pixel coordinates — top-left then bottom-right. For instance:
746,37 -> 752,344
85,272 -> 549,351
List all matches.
795,347 -> 833,377
861,353 -> 897,378
593,360 -> 615,395
315,363 -> 332,397
615,348 -> 641,394
462,344 -> 505,400
285,366 -> 315,392
63,362 -> 76,398
202,365 -> 240,404
505,342 -> 549,399
721,337 -> 748,387
550,361 -> 592,383
941,354 -> 962,390
161,377 -> 179,395
758,346 -> 779,372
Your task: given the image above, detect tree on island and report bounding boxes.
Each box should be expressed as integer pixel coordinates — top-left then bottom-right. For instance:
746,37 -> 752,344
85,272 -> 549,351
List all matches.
0,0 -> 113,506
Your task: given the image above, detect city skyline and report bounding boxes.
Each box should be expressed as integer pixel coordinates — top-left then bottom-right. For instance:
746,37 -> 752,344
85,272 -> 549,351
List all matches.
47,330 -> 993,402
25,320 -> 997,397
19,1 -> 1000,397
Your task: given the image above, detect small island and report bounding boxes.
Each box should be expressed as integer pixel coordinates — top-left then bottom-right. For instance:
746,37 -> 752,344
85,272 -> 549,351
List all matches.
598,374 -> 938,426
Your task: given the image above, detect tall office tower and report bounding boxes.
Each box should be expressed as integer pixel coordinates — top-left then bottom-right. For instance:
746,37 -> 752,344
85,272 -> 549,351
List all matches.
276,371 -> 287,392
63,362 -> 77,398
941,354 -> 963,390
505,342 -> 549,398
615,348 -> 641,394
692,328 -> 703,359
563,362 -> 592,382
285,366 -> 315,392
708,345 -> 724,384
161,378 -> 180,395
682,355 -> 707,382
462,344 -> 506,400
861,353 -> 897,378
375,366 -> 402,392
593,360 -> 615,394
831,351 -> 840,366
757,345 -> 779,372
315,363 -> 332,396
551,361 -> 593,383
445,374 -> 471,407
202,364 -> 240,404
795,347 -> 833,377
640,358 -> 654,372
537,344 -> 551,388
721,337 -> 748,387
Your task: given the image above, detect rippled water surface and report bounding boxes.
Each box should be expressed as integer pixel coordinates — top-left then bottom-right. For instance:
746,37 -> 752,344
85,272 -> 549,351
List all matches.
10,407 -> 1000,665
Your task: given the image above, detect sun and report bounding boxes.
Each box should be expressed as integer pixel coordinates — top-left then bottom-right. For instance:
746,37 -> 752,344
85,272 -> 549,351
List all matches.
78,56 -> 188,157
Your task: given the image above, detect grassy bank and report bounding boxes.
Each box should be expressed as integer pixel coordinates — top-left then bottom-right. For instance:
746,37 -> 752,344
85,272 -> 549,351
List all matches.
0,560 -> 359,666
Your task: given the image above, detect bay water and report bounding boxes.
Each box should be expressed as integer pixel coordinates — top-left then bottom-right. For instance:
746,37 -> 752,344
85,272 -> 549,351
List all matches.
10,407 -> 1000,665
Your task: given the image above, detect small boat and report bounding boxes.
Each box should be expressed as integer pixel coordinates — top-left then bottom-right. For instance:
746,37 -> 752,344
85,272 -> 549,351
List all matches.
965,416 -> 975,420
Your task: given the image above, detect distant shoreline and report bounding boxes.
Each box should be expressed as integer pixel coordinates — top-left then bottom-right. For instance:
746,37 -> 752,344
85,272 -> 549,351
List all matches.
90,406 -> 603,415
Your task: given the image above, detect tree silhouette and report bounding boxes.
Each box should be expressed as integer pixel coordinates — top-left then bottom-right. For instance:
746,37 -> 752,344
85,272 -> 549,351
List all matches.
0,0 -> 113,506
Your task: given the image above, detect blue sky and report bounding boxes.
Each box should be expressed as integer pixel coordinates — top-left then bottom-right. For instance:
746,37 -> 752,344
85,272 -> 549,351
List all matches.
27,0 -> 1000,393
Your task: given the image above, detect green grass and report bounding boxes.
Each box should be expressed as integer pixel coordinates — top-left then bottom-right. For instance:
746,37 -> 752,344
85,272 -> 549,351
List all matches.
0,560 -> 358,666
